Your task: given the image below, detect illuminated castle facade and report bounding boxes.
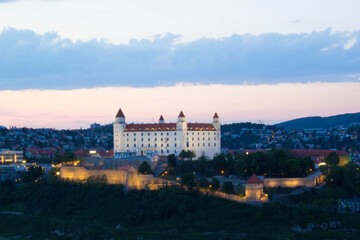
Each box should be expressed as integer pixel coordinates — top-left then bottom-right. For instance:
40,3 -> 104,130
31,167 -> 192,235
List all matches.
113,109 -> 221,158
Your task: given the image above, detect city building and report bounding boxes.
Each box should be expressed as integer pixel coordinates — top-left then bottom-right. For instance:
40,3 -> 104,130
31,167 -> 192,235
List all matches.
0,149 -> 24,165
113,109 -> 221,158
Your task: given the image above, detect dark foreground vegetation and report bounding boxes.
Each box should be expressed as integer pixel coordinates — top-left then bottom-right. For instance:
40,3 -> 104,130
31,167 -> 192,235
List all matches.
0,178 -> 360,240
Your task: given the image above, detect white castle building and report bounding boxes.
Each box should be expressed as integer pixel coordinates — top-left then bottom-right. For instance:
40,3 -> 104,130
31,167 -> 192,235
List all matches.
113,109 -> 221,158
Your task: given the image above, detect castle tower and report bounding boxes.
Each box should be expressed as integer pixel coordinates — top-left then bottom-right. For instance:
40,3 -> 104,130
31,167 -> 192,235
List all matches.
176,111 -> 187,152
176,111 -> 187,131
115,108 -> 125,123
245,174 -> 264,201
113,108 -> 127,155
212,112 -> 220,131
159,115 -> 165,124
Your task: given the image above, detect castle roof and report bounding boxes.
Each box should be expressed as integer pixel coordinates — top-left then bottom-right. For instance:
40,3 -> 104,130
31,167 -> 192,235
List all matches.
213,112 -> 219,118
159,115 -> 164,121
123,123 -> 215,132
178,111 -> 185,118
246,174 -> 263,184
116,108 -> 125,118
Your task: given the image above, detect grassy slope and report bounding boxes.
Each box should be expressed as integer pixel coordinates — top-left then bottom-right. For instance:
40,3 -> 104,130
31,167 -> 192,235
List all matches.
0,179 -> 360,240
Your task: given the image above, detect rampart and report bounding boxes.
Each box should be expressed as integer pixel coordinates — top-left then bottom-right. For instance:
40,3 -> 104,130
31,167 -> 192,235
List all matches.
263,172 -> 325,188
60,166 -> 169,190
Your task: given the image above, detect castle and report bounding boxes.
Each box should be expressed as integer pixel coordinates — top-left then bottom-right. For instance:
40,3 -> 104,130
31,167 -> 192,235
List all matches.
113,109 -> 221,158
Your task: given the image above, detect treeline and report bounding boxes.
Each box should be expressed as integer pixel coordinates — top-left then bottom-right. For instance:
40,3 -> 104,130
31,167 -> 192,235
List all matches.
166,150 -> 314,178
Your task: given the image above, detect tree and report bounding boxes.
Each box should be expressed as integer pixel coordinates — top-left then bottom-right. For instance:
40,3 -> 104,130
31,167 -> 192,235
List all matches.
325,152 -> 340,166
181,173 -> 196,190
210,178 -> 220,191
213,153 -> 227,173
137,161 -> 153,174
167,154 -> 177,169
179,150 -> 196,160
221,182 -> 235,194
198,178 -> 210,189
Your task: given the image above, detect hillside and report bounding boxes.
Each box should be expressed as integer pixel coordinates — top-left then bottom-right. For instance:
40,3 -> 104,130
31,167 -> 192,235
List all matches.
275,112 -> 360,130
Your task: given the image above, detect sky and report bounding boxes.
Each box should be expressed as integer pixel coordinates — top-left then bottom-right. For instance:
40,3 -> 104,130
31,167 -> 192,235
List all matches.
0,0 -> 359,128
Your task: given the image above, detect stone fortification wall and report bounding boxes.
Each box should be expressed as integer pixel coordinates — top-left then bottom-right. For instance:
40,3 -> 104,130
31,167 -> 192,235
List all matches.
263,172 -> 325,188
60,166 -> 157,190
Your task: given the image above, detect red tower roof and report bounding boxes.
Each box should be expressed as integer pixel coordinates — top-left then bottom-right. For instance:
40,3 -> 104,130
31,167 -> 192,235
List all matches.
178,111 -> 185,118
115,108 -> 125,118
213,112 -> 219,118
159,115 -> 164,120
246,174 -> 263,184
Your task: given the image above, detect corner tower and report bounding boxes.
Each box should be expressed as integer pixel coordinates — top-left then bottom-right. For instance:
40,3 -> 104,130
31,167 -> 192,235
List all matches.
212,112 -> 220,131
113,108 -> 126,155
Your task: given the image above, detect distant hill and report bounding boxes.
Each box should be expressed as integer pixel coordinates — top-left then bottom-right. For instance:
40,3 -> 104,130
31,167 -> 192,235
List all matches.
0,125 -> 6,129
275,112 -> 360,130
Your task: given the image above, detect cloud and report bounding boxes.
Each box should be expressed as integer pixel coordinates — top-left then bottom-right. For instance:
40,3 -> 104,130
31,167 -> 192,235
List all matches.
0,28 -> 359,90
344,38 -> 357,50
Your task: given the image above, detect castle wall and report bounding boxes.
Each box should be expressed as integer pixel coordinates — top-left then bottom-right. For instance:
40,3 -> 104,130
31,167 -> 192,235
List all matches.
262,172 -> 325,188
60,166 -> 157,190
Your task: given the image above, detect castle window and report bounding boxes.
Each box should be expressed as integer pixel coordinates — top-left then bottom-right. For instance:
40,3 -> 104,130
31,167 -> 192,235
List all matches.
208,133 -> 210,135
198,132 -> 200,135
167,150 -> 169,153
161,138 -> 163,141
167,144 -> 169,147
214,137 -> 216,141
198,138 -> 199,141
174,133 -> 176,135
148,144 -> 150,147
134,133 -> 136,136
175,138 -> 176,141
192,132 -> 194,135
186,142 -> 189,148
148,138 -> 150,141
175,143 -> 177,147
127,133 -> 129,136
175,149 -> 177,153
203,132 -> 205,135
208,138 -> 210,141
203,143 -> 205,146
214,133 -> 216,135
123,134 -> 125,136
167,133 -> 169,135
161,144 -> 163,147
142,144 -> 144,147
155,143 -> 157,147
192,138 -> 194,141
155,133 -> 157,136
141,133 -> 143,136
203,138 -> 205,141
127,138 -> 129,142
127,144 -> 129,147
155,138 -> 157,141
214,143 -> 216,146
134,144 -> 136,147
208,143 -> 210,146
161,133 -> 163,136
141,138 -> 143,141
148,133 -> 150,136
192,143 -> 194,147
161,150 -> 163,153
167,138 -> 169,141
198,143 -> 200,147
134,138 -> 136,141
187,133 -> 188,135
